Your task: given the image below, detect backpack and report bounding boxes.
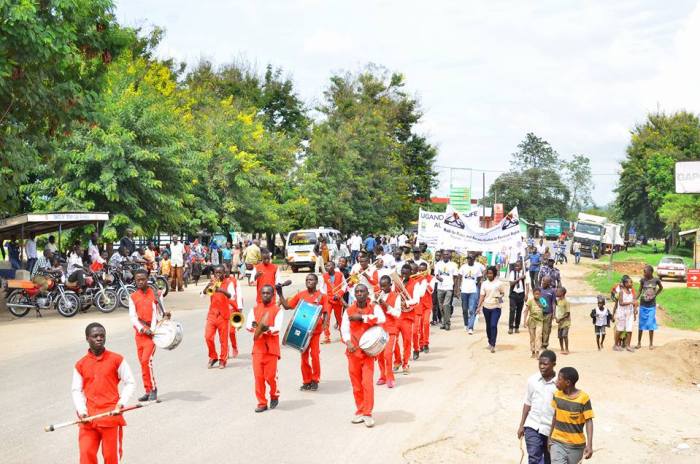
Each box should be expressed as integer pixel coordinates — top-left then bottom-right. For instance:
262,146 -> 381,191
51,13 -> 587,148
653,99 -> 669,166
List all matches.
589,308 -> 596,324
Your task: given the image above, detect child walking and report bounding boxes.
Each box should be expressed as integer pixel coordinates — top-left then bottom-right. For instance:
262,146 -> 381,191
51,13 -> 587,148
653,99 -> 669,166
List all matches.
549,367 -> 594,463
614,276 -> 638,352
522,288 -> 545,359
555,287 -> 570,355
591,295 -> 611,350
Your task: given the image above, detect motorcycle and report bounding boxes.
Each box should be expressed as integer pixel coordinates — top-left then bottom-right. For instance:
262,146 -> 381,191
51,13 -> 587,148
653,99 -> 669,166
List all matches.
68,267 -> 119,313
111,262 -> 162,308
5,270 -> 81,318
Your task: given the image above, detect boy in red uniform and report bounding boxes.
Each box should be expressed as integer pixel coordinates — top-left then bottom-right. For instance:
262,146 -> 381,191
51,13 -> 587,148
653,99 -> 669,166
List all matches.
341,284 -> 386,427
418,262 -> 434,353
72,322 -> 135,464
204,265 -> 241,369
396,264 -> 423,374
128,269 -> 169,401
321,261 -> 347,343
376,275 -> 401,388
225,268 -> 244,359
246,285 -> 284,413
254,249 -> 279,303
278,273 -> 330,391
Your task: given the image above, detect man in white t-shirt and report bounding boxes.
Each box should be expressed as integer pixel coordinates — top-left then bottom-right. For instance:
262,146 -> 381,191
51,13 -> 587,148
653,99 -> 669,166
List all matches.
397,233 -> 408,248
349,233 -> 362,265
517,350 -> 557,464
169,236 -> 185,292
377,245 -> 395,270
25,233 -> 38,272
458,255 -> 482,334
434,250 -> 459,330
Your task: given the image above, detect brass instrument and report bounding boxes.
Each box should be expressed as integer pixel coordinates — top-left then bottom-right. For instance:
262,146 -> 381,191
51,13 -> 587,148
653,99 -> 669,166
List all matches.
205,280 -> 222,296
253,311 -> 270,340
348,264 -> 377,286
389,271 -> 413,312
230,311 -> 245,330
409,270 -> 429,279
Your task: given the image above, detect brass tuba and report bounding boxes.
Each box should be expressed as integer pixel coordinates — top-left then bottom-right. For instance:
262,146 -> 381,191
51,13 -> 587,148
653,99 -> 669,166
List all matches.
230,311 -> 245,330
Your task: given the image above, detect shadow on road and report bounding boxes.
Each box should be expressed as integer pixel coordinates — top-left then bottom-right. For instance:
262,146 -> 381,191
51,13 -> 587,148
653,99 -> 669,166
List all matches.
374,409 -> 415,424
160,390 -> 210,402
274,398 -> 314,411
315,379 -> 350,394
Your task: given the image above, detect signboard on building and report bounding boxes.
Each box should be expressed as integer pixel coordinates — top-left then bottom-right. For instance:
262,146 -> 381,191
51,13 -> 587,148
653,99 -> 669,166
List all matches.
675,161 -> 700,193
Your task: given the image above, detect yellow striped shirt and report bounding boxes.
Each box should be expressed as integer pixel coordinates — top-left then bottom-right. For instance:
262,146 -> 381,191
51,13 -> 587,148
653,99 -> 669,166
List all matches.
550,389 -> 594,447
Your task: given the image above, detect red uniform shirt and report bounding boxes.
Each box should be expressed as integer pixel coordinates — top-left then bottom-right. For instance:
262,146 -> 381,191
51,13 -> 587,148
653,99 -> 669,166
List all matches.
287,289 -> 330,335
208,277 -> 239,321
420,275 -> 434,308
252,302 -> 282,358
400,279 -> 420,321
130,287 -> 157,332
377,290 -> 399,334
74,350 -> 126,427
255,263 -> 278,303
345,302 -> 380,358
322,271 -> 345,300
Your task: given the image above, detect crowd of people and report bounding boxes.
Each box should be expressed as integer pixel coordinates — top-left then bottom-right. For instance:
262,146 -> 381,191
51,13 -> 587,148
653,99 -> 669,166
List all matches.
16,228 -> 670,463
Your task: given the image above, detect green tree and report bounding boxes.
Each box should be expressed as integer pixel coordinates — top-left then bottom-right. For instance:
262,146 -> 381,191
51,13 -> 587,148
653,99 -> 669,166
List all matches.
616,111 -> 700,237
510,132 -> 561,171
0,0 -> 133,215
25,51 -> 195,239
489,169 -> 570,221
565,154 -> 593,213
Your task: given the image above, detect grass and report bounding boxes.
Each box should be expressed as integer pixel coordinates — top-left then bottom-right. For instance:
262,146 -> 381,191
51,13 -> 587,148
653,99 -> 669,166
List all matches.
585,268 -> 700,330
610,241 -> 693,268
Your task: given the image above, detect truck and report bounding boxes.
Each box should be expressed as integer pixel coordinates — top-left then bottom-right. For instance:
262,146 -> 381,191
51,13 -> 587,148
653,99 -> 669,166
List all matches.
573,213 -> 607,257
543,218 -> 571,240
603,223 -> 625,253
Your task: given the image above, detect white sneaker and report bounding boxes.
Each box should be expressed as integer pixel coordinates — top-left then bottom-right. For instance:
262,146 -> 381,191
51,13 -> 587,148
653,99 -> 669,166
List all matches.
363,416 -> 375,428
351,415 -> 364,424
468,329 -> 473,335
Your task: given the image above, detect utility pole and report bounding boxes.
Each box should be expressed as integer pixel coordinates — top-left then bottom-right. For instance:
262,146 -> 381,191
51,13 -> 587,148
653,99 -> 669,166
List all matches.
482,172 -> 486,227
609,224 -> 616,273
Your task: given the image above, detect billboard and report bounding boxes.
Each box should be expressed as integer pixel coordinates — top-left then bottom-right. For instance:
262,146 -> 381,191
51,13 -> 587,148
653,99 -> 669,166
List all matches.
675,161 -> 700,193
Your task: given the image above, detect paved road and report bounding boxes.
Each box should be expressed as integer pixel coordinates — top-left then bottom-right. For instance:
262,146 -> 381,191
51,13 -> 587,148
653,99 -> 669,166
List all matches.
2,264 -> 699,463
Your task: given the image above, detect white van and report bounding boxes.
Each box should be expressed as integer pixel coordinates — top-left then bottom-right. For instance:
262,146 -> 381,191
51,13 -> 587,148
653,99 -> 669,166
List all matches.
285,228 -> 342,272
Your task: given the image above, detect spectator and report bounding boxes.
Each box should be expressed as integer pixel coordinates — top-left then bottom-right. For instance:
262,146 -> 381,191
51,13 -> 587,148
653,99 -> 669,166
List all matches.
170,235 -> 185,292
477,265 -> 506,353
6,236 -> 21,270
25,233 -> 38,272
120,228 -> 136,256
526,247 -> 542,288
434,250 -> 459,331
539,276 -> 557,350
572,241 -> 581,264
45,235 -> 58,254
508,260 -> 528,334
549,367 -> 595,462
517,350 -> 557,464
363,233 -> 376,260
637,265 -> 662,350
458,254 -> 482,334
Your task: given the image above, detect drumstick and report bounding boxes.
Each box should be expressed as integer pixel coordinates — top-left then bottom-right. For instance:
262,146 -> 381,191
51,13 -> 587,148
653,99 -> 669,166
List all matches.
44,401 -> 158,432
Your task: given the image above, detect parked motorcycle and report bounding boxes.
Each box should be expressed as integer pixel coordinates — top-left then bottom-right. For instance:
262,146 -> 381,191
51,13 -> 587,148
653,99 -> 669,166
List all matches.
67,267 -> 119,313
5,270 -> 81,318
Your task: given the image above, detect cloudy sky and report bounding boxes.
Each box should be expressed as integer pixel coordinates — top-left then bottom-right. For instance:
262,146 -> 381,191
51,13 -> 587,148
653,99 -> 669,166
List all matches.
117,0 -> 700,206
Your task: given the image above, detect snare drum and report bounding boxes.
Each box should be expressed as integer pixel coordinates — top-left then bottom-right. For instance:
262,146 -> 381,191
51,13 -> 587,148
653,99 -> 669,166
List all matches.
283,300 -> 322,352
359,326 -> 388,357
153,319 -> 184,350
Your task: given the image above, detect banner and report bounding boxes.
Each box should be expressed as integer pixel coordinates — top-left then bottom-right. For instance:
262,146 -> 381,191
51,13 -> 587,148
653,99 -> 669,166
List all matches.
417,209 -> 446,248
436,205 -> 523,253
675,161 -> 700,193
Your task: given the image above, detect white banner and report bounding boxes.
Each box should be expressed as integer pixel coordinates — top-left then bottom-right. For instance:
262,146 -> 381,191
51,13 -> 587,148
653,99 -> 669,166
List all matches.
417,208 -> 480,248
436,205 -> 523,253
676,161 -> 700,193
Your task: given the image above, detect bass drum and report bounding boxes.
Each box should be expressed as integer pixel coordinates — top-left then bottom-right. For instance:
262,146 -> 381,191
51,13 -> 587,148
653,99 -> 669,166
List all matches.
153,320 -> 183,350
359,326 -> 388,357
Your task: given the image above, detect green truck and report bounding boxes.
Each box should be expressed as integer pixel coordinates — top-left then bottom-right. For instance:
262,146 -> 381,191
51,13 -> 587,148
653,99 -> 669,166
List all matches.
544,218 -> 571,240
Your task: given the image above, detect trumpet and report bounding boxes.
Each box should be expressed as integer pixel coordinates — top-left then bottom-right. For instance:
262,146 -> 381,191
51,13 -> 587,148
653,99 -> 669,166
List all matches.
205,280 -> 222,296
409,270 -> 429,279
230,311 -> 245,330
348,264 -> 377,286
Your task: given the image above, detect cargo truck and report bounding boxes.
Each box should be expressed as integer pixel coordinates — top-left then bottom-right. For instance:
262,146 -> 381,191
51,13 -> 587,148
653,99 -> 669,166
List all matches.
573,213 -> 607,257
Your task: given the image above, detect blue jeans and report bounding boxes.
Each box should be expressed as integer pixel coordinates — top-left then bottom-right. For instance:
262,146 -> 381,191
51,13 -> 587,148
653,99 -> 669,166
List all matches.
350,250 -> 359,266
483,307 -> 501,347
574,252 -> 580,264
524,427 -> 550,464
460,292 -> 478,329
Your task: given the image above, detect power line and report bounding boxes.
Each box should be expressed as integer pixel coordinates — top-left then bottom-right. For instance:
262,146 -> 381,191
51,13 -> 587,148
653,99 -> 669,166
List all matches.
434,165 -> 619,176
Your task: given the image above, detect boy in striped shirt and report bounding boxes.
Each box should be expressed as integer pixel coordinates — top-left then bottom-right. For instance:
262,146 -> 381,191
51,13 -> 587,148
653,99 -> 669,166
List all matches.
549,367 -> 594,463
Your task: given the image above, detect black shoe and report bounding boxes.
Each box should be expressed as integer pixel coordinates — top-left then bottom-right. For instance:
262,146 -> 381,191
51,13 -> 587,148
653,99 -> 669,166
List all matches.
270,399 -> 279,409
445,325 -> 451,331
424,345 -> 429,354
413,350 -> 419,361
440,325 -> 446,330
255,405 -> 268,413
138,392 -> 150,402
148,388 -> 157,401
310,381 -> 319,391
208,359 -> 218,369
508,329 -> 513,334
299,383 -> 312,391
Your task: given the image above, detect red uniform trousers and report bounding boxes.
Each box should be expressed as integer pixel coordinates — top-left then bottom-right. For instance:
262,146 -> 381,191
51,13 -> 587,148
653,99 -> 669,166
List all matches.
412,305 -> 424,352
397,317 -> 414,368
79,423 -> 122,464
229,328 -> 238,355
134,333 -> 156,393
253,352 -> 279,407
323,302 -> 343,338
347,352 -> 375,416
420,308 -> 431,348
378,333 -> 397,382
205,316 -> 229,364
301,331 -> 322,383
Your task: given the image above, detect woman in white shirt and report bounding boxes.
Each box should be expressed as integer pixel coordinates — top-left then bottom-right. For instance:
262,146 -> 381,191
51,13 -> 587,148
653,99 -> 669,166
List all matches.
66,242 -> 86,287
477,266 -> 506,353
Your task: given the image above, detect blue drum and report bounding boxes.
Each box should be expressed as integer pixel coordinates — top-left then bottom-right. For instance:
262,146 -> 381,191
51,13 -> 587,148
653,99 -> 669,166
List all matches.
283,300 -> 322,352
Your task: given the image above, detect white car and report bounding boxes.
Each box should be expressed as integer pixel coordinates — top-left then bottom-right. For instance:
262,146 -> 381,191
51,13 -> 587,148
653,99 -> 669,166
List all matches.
657,256 -> 688,281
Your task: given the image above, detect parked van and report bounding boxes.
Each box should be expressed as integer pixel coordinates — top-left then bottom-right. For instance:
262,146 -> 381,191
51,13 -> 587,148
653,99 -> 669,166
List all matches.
285,228 -> 342,272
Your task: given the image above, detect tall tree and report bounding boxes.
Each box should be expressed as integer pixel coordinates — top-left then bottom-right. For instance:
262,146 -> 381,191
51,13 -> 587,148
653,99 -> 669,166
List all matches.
0,0 -> 133,216
488,169 -> 570,221
565,154 -> 593,213
616,111 -> 700,237
510,132 -> 561,171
